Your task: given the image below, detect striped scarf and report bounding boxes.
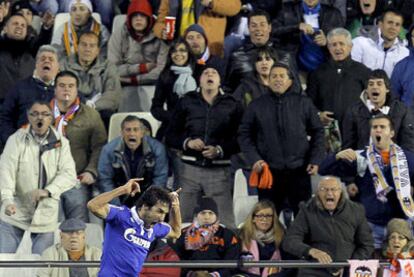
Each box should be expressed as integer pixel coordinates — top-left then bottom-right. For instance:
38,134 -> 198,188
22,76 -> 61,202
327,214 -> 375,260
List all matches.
184,220 -> 220,250
367,143 -> 414,218
51,97 -> 80,136
63,19 -> 100,57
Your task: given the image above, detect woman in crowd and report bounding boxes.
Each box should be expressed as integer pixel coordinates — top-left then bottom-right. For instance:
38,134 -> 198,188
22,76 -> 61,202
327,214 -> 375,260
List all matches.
233,46 -> 276,108
150,38 -> 196,140
235,200 -> 294,277
383,218 -> 414,259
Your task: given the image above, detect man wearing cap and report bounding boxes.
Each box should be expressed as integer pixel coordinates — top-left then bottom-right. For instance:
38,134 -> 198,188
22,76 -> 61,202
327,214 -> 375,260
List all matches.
0,101 -> 77,254
183,24 -> 226,81
239,63 -> 325,216
166,65 -> 243,228
319,114 -> 414,256
282,176 -> 374,277
172,197 -> 241,277
51,0 -> 110,59
37,218 -> 102,277
98,115 -> 168,207
153,0 -> 241,56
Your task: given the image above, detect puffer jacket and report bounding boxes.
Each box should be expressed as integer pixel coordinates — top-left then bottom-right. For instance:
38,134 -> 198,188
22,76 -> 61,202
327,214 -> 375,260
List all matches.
238,89 -> 325,169
0,127 -> 77,233
282,194 -> 374,276
153,0 -> 241,55
108,0 -> 169,85
342,91 -> 414,152
61,55 -> 122,112
165,90 -> 243,167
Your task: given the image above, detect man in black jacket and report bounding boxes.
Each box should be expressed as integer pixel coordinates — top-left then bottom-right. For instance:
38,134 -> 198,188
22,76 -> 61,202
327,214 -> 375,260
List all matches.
166,66 -> 243,228
282,176 -> 374,277
0,45 -> 59,148
307,27 -> 371,128
238,63 -> 325,214
342,69 -> 414,151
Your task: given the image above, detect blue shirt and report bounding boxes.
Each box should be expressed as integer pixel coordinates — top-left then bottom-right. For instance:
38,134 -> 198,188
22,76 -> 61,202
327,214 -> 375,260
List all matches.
98,205 -> 171,277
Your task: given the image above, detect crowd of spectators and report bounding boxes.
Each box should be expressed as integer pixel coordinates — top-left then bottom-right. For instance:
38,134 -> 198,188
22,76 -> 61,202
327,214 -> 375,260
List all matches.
2,0 -> 414,275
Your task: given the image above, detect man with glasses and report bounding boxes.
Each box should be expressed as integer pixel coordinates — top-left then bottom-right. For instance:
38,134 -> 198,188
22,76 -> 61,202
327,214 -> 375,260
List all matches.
0,101 -> 76,254
282,176 -> 374,277
319,114 -> 414,257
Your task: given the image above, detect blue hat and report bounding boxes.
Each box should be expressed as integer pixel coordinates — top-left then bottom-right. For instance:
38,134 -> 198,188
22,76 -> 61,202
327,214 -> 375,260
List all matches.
59,218 -> 86,232
184,24 -> 208,44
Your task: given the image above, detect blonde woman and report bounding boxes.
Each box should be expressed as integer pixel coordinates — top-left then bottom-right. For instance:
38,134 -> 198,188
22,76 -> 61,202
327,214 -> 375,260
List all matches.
235,200 -> 294,277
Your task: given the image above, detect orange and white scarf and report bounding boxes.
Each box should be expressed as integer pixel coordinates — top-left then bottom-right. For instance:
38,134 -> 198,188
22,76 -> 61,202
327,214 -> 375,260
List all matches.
367,143 -> 414,218
63,19 -> 100,57
51,97 -> 80,136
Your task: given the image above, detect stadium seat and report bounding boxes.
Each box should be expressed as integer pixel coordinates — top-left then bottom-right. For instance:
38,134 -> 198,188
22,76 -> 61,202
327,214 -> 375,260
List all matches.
233,169 -> 258,227
107,112 -> 161,142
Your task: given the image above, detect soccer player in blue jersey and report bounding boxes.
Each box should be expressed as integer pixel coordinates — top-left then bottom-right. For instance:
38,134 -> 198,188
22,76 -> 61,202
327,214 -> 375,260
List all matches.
87,178 -> 181,276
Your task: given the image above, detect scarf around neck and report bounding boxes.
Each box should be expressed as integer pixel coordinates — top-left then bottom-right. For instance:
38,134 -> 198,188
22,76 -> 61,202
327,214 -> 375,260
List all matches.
63,18 -> 100,57
197,47 -> 210,65
170,65 -> 197,97
367,143 -> 414,218
184,219 -> 220,250
254,229 -> 275,247
52,97 -> 81,136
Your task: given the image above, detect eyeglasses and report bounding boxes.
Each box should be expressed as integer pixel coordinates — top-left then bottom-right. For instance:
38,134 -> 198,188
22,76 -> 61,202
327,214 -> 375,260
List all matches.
254,214 -> 273,219
319,187 -> 341,193
29,112 -> 52,118
171,48 -> 188,54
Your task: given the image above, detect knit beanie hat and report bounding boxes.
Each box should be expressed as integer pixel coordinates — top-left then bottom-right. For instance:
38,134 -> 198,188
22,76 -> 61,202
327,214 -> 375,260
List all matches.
194,197 -> 219,216
69,0 -> 93,13
11,0 -> 37,16
387,218 -> 413,241
184,24 -> 208,45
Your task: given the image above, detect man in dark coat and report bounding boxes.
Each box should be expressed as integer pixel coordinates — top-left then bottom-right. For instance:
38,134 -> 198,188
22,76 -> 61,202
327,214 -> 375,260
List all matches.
307,27 -> 371,128
238,63 -> 325,215
282,176 -> 374,277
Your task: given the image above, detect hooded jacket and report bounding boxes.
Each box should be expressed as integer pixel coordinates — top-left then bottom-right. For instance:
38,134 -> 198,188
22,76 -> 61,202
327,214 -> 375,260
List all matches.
126,0 -> 155,41
108,0 -> 168,85
342,91 -> 414,151
282,194 -> 374,277
238,88 -> 325,170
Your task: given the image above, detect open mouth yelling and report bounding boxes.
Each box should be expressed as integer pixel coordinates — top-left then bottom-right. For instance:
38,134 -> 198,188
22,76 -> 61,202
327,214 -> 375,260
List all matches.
376,135 -> 381,143
37,121 -> 44,128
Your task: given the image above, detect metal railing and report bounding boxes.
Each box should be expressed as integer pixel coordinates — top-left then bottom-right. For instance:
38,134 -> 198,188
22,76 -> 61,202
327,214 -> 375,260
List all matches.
0,260 -> 393,269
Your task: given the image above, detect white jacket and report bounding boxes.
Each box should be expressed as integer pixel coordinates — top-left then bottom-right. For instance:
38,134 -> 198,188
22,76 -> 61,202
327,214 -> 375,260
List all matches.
351,28 -> 409,77
0,127 -> 77,233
